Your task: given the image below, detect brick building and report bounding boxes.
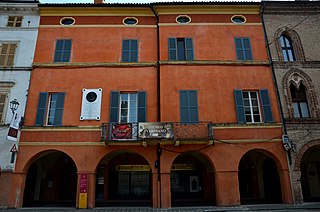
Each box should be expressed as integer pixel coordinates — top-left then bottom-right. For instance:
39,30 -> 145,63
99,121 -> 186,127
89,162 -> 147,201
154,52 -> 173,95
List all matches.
9,1 -> 293,208
262,0 -> 320,204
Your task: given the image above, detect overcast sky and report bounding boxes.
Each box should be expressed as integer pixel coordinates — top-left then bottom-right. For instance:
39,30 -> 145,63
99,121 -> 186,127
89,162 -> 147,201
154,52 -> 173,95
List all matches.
40,0 -> 263,4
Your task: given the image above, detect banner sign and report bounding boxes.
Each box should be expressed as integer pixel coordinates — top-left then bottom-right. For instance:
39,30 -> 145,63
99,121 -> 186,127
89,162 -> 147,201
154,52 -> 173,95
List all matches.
7,112 -> 22,142
111,123 -> 133,140
79,173 -> 88,209
138,122 -> 174,139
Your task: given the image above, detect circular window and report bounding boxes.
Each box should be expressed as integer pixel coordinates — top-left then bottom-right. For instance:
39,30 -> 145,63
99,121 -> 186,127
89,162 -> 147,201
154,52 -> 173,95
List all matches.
86,92 -> 97,102
60,17 -> 75,26
176,15 -> 191,24
123,17 -> 138,25
231,15 -> 246,24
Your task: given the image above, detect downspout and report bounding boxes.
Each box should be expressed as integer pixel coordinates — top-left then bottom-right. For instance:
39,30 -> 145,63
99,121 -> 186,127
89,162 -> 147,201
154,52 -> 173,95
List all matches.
150,4 -> 162,209
150,4 -> 161,122
260,2 -> 288,136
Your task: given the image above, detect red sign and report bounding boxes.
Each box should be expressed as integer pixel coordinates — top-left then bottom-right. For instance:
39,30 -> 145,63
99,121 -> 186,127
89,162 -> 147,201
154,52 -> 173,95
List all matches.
111,123 -> 132,140
80,174 -> 88,193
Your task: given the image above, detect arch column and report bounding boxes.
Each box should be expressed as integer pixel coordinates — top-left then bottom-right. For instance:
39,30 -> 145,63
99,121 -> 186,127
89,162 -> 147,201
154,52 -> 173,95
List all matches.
215,170 -> 240,206
8,172 -> 27,208
291,169 -> 303,204
279,169 -> 294,204
160,172 -> 171,208
76,172 -> 96,209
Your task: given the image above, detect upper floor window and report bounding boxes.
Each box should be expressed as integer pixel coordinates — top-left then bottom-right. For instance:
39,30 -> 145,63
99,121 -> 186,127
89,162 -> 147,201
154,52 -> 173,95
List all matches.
290,84 -> 310,118
176,15 -> 191,24
54,39 -> 72,62
280,35 -> 295,61
123,17 -> 138,25
7,16 -> 23,27
122,39 -> 138,62
234,89 -> 274,124
234,38 -> 252,61
179,90 -> 198,123
60,17 -> 75,26
231,15 -> 246,24
35,92 -> 65,126
110,91 -> 146,123
168,38 -> 194,61
0,43 -> 17,67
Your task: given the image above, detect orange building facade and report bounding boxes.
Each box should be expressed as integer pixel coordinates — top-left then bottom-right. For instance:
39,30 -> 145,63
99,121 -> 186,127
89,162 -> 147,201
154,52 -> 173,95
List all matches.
9,2 -> 293,208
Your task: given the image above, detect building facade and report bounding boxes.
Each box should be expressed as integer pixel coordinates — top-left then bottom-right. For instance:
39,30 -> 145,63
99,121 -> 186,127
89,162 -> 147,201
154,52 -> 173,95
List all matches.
9,2 -> 293,208
262,1 -> 320,204
0,0 -> 39,207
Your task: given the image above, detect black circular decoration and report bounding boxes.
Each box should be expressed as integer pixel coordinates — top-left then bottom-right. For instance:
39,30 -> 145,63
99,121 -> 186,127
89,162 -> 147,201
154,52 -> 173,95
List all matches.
123,18 -> 138,25
86,92 -> 97,102
61,17 -> 75,25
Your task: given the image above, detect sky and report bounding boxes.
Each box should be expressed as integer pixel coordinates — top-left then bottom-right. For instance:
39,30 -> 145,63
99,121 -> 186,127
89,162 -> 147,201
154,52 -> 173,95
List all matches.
39,0 -> 262,4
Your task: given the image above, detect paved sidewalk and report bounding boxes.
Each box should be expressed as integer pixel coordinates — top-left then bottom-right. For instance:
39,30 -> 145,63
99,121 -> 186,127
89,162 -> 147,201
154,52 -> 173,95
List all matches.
1,203 -> 320,211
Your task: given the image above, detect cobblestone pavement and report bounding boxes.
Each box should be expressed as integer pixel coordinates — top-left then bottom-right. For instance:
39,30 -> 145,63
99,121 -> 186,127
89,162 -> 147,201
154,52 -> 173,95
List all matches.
1,203 -> 320,212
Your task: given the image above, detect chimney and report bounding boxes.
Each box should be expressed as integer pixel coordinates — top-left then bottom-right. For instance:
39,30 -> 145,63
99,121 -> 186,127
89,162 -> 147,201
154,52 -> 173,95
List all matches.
94,0 -> 104,4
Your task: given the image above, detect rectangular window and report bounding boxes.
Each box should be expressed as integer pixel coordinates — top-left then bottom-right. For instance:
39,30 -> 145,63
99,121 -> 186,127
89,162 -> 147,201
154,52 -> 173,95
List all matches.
234,38 -> 252,60
234,89 -> 274,124
7,16 -> 23,27
122,39 -> 138,62
169,38 -> 194,61
54,39 -> 72,62
35,92 -> 65,126
110,91 -> 146,123
0,93 -> 7,124
179,90 -> 198,123
0,43 -> 17,67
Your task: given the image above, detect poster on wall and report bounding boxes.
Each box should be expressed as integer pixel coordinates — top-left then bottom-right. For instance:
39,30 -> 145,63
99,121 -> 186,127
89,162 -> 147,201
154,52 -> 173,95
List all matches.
80,88 -> 102,120
111,123 -> 133,140
138,122 -> 174,139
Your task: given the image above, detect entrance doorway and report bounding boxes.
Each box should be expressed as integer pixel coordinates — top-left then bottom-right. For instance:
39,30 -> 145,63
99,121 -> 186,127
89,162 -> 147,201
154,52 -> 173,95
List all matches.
95,152 -> 151,207
23,151 -> 77,207
238,150 -> 282,204
170,153 -> 215,206
301,147 -> 320,202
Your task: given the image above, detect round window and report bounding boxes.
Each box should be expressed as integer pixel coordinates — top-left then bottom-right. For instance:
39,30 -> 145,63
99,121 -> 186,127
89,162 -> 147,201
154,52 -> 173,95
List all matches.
86,92 -> 97,102
176,15 -> 191,24
60,17 -> 75,26
231,15 -> 246,24
123,17 -> 138,25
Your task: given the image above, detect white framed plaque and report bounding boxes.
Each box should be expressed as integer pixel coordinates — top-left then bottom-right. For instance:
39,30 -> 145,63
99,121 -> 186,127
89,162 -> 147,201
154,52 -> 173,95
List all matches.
80,88 -> 102,120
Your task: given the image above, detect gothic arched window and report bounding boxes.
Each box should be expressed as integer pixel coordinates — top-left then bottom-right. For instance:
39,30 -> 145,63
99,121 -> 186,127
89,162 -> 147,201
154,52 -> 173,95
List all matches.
290,84 -> 310,118
280,35 -> 295,62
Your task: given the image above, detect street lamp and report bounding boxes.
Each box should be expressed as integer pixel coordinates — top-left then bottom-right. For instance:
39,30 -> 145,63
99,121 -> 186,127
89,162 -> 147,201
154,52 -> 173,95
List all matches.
9,99 -> 20,115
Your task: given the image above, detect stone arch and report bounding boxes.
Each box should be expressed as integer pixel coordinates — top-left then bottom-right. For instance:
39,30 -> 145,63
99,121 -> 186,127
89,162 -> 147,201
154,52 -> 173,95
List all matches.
274,27 -> 305,61
294,139 -> 320,170
282,68 -> 320,118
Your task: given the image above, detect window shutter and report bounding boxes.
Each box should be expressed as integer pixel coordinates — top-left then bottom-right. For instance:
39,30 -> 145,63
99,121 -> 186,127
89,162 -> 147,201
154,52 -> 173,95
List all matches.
179,90 -> 189,123
110,91 -> 119,122
122,40 -> 129,62
242,38 -> 252,60
35,92 -> 48,126
131,39 -> 138,62
234,89 -> 246,124
188,90 -> 198,123
54,40 -> 72,62
138,91 -> 146,122
62,40 -> 72,62
168,38 -> 177,60
259,89 -> 274,123
185,38 -> 194,61
54,92 -> 65,126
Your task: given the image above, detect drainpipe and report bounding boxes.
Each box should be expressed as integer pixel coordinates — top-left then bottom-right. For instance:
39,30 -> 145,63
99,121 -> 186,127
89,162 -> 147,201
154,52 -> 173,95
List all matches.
150,5 -> 162,209
260,2 -> 292,164
150,4 -> 161,123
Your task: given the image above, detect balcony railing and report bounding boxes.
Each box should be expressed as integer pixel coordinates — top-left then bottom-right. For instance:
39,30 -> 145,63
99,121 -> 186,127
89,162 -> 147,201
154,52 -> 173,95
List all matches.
101,122 -> 213,143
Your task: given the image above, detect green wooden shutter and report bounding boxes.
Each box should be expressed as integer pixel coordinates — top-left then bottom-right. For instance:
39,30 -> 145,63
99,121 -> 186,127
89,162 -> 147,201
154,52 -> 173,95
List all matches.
110,91 -> 119,122
138,91 -> 146,122
122,40 -> 130,62
234,38 -> 252,60
35,92 -> 48,126
185,38 -> 194,61
168,38 -> 177,60
188,90 -> 198,123
234,89 -> 246,124
259,89 -> 274,123
54,39 -> 72,62
131,39 -> 138,62
179,90 -> 188,123
54,92 -> 65,126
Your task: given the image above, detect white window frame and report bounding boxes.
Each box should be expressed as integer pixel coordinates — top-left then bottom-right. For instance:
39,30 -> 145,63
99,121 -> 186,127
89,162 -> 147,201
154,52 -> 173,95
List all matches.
243,91 -> 262,123
46,93 -> 58,126
119,93 -> 138,123
0,82 -> 14,125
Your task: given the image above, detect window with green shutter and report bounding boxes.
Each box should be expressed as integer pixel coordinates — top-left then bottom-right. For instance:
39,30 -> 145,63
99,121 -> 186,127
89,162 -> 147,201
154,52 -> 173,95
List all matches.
35,92 -> 65,126
168,38 -> 194,61
179,90 -> 198,123
234,38 -> 252,60
54,39 -> 72,62
122,39 -> 138,62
